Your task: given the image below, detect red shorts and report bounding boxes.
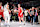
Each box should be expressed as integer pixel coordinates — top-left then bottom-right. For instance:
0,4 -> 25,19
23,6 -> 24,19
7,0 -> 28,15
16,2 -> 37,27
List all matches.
0,12 -> 4,17
18,13 -> 23,17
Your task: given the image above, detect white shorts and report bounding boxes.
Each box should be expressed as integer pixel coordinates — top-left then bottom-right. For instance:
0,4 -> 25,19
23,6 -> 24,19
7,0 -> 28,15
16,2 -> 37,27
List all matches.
4,11 -> 10,23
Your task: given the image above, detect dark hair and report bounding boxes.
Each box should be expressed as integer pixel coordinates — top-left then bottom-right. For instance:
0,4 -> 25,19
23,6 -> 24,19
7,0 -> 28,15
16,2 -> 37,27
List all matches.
5,1 -> 7,4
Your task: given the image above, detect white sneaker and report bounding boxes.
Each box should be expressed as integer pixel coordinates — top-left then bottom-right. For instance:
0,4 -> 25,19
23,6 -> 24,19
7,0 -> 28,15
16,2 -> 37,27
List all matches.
4,23 -> 7,26
1,23 -> 3,25
20,23 -> 21,25
7,23 -> 10,26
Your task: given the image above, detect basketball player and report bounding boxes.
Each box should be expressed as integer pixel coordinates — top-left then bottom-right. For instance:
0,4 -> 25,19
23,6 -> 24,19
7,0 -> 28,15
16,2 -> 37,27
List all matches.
0,2 -> 4,25
4,2 -> 11,25
18,4 -> 24,24
14,4 -> 25,24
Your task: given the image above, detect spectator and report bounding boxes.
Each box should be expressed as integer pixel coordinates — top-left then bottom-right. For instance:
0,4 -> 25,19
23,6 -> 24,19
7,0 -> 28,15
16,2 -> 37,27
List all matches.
29,7 -> 34,25
35,8 -> 38,24
24,9 -> 28,22
37,7 -> 40,24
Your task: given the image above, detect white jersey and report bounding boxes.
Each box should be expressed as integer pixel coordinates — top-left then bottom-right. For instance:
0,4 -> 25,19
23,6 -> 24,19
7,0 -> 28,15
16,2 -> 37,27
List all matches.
4,3 -> 10,24
24,10 -> 28,16
4,4 -> 9,16
4,4 -> 9,12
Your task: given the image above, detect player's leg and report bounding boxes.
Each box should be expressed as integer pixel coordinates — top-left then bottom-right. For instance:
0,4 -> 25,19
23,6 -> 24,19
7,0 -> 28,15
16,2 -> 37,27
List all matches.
8,16 -> 10,24
0,15 -> 1,23
0,18 -> 1,26
0,13 -> 1,24
18,17 -> 21,23
0,15 -> 3,25
21,17 -> 24,22
7,14 -> 10,25
0,19 -> 1,23
21,17 -> 25,25
0,18 -> 1,25
21,14 -> 24,22
5,16 -> 7,24
2,12 -> 5,20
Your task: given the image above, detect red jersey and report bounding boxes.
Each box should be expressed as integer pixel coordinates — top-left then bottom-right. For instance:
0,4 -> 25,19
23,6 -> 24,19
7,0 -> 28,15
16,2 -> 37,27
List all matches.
18,7 -> 23,17
0,6 -> 4,17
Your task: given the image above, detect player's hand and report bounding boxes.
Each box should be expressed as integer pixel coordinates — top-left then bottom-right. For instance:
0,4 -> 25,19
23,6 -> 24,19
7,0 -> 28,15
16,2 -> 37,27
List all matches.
37,13 -> 38,15
9,10 -> 11,13
9,11 -> 11,13
30,15 -> 32,16
0,9 -> 3,12
0,10 -> 1,12
33,14 -> 34,15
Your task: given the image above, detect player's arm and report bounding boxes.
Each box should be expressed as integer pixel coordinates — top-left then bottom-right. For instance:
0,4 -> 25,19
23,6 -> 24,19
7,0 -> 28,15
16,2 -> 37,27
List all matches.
6,6 -> 11,12
28,9 -> 32,16
39,10 -> 40,11
14,9 -> 18,12
7,8 -> 11,12
16,10 -> 18,12
20,7 -> 23,15
1,6 -> 4,12
21,7 -> 23,13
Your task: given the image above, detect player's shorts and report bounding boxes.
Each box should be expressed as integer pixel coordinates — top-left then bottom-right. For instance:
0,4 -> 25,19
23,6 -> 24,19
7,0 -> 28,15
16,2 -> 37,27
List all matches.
4,11 -> 10,18
0,12 -> 4,17
18,13 -> 23,18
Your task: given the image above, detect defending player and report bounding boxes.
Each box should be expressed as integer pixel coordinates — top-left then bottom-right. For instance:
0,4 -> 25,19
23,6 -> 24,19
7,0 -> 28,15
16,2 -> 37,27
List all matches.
4,2 -> 11,25
0,2 -> 4,25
